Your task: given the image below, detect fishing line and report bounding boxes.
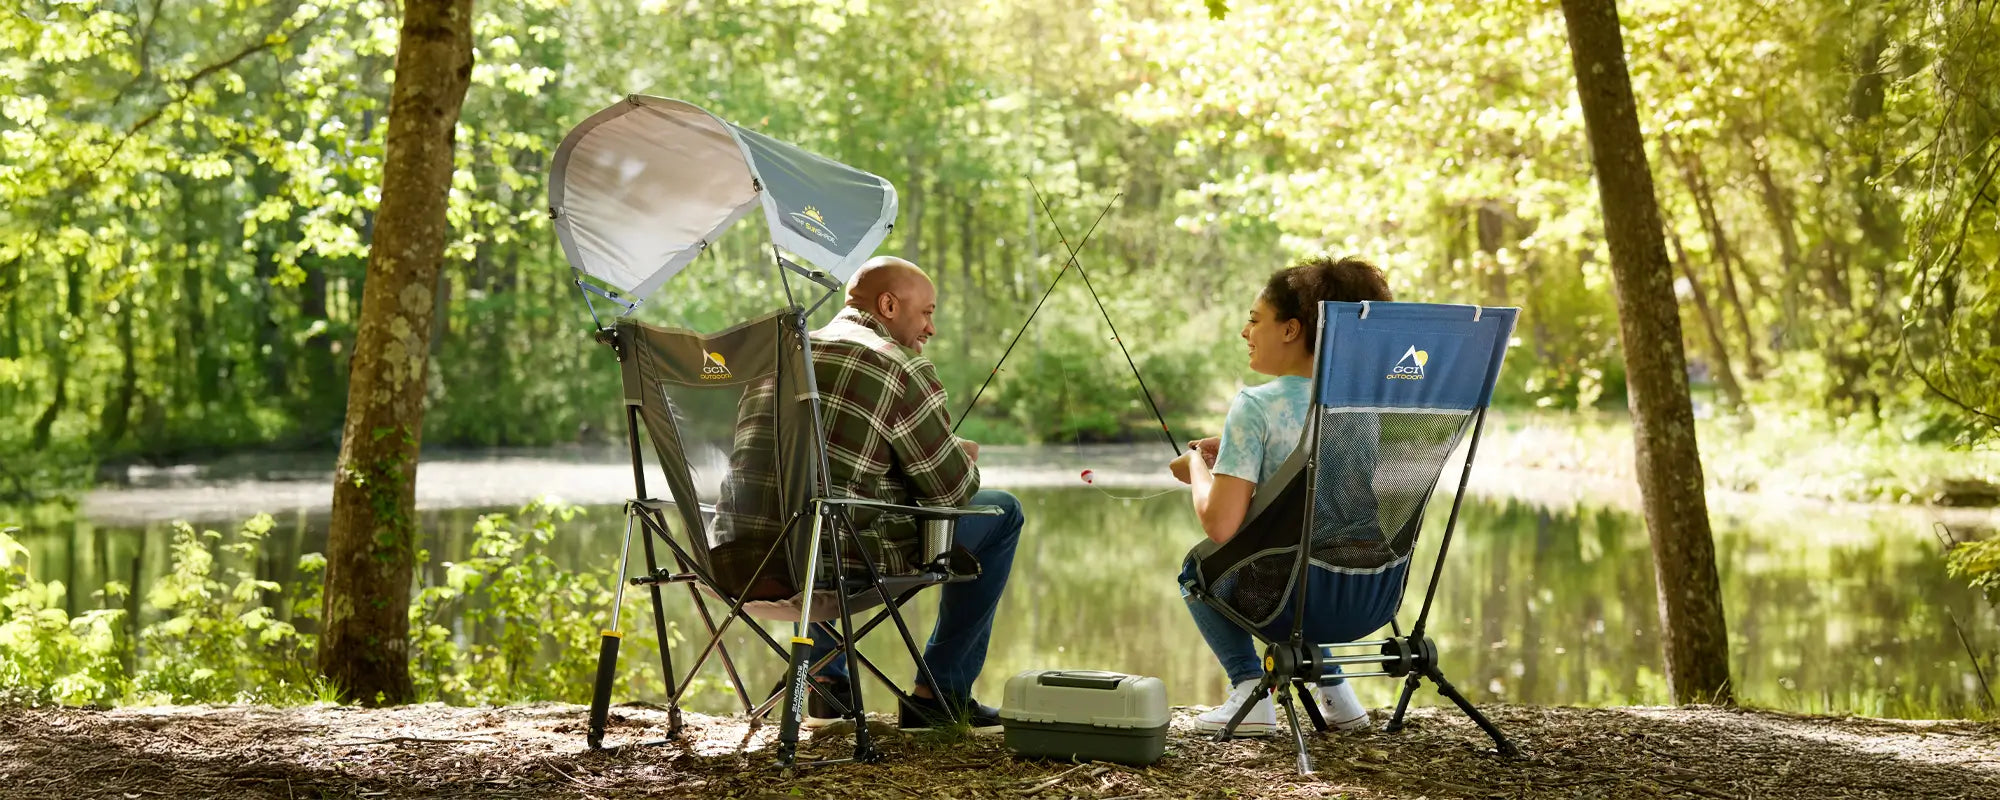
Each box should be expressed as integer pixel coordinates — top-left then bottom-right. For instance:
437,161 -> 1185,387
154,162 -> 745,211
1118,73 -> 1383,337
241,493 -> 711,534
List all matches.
1028,178 -> 1181,460
951,194 -> 1120,429
1056,333 -> 1178,502
951,177 -> 1187,497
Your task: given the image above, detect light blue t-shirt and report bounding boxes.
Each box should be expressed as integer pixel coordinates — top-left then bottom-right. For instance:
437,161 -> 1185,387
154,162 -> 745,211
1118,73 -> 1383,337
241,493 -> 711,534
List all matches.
1212,375 -> 1311,486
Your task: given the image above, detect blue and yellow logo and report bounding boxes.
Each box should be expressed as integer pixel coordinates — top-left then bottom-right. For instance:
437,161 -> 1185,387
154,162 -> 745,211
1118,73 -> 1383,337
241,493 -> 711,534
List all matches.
1388,346 -> 1427,380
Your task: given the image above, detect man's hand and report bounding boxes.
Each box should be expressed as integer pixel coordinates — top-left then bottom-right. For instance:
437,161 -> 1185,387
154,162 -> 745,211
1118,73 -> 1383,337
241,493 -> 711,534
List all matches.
1189,437 -> 1220,468
956,437 -> 980,462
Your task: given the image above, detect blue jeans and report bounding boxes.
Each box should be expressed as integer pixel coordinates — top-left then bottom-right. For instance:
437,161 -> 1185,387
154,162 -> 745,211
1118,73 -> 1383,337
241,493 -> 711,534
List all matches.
809,489 -> 1023,699
1179,555 -> 1407,686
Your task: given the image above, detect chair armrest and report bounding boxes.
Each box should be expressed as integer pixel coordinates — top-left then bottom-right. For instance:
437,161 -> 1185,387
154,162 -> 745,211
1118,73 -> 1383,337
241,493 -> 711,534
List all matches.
818,498 -> 1003,520
631,498 -> 717,517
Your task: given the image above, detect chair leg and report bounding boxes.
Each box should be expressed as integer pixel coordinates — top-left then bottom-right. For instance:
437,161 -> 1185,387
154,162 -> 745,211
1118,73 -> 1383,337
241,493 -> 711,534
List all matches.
826,533 -> 877,763
1385,671 -> 1422,733
879,589 -> 958,724
676,564 -> 751,715
1293,678 -> 1329,733
586,631 -> 621,750
639,531 -> 683,735
1421,664 -> 1519,758
1274,683 -> 1315,775
587,515 -> 639,750
1213,674 -> 1276,742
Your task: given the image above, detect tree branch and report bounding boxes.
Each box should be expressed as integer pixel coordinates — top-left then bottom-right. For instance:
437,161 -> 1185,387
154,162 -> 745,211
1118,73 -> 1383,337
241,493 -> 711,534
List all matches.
86,1 -> 324,177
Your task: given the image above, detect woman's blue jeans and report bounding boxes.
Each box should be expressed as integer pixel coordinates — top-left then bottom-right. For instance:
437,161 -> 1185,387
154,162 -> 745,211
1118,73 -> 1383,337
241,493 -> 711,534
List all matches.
1179,555 -> 1408,686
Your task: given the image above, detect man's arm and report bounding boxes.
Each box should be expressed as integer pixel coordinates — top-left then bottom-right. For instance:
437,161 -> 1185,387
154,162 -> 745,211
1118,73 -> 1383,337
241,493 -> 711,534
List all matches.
884,355 -> 979,507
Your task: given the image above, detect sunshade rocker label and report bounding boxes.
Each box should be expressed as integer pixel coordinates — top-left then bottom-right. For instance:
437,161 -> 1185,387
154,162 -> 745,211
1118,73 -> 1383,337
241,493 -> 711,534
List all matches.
784,206 -> 839,246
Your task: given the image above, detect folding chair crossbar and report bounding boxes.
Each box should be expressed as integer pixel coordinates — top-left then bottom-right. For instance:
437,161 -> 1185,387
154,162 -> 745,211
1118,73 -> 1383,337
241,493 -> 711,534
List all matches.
628,505 -> 782,713
625,505 -> 926,730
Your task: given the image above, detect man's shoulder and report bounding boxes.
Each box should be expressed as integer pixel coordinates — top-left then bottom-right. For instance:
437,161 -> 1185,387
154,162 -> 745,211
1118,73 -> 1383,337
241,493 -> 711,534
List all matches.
813,317 -> 918,371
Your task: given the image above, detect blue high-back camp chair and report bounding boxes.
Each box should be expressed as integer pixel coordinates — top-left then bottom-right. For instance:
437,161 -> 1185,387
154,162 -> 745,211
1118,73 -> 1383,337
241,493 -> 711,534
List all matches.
1183,300 -> 1520,772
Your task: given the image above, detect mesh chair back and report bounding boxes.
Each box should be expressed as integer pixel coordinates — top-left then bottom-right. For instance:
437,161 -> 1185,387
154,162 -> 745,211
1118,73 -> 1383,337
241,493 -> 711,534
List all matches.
1197,302 -> 1518,631
618,309 -> 820,600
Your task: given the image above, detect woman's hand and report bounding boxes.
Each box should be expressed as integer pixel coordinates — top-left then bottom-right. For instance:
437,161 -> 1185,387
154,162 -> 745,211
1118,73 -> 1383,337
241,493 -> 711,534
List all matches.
1189,437 -> 1220,468
1169,451 -> 1194,484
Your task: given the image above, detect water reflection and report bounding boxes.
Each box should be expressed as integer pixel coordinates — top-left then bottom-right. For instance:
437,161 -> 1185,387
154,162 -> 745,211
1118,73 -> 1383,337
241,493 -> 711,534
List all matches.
14,487 -> 1995,719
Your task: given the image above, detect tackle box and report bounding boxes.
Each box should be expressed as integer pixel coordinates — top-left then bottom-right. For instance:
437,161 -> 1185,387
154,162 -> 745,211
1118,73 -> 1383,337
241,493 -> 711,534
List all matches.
998,669 -> 1169,765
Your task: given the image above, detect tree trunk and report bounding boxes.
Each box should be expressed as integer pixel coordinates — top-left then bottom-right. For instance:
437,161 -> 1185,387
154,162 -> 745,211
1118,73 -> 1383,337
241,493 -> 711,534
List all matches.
300,260 -> 340,424
177,180 -> 212,406
320,0 -> 475,707
903,159 -> 924,263
252,167 -> 291,395
1666,221 -> 1749,416
33,259 -> 84,451
1477,202 -> 1509,303
1741,128 -> 1804,342
1559,0 -> 1734,705
959,195 -> 977,366
97,302 -> 139,449
1664,138 -> 1764,379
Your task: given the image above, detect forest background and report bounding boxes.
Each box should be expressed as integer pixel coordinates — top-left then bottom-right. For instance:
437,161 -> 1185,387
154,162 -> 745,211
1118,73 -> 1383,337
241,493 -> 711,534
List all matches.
2,0 -> 1996,491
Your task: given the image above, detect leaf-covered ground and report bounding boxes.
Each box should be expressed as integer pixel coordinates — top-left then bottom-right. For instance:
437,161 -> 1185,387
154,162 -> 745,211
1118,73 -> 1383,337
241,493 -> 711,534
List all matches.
3,702 -> 1996,799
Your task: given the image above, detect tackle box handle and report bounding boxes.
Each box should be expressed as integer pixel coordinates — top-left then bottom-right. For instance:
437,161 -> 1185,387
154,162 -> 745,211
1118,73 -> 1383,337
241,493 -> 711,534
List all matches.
1036,670 -> 1127,690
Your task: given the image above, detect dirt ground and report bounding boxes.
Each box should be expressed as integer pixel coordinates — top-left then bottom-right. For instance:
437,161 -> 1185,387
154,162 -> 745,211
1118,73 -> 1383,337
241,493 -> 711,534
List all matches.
2,702 -> 1997,799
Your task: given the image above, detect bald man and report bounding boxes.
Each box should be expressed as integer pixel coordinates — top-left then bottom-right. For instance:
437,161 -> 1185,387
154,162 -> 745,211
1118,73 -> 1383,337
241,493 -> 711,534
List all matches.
795,256 -> 1024,733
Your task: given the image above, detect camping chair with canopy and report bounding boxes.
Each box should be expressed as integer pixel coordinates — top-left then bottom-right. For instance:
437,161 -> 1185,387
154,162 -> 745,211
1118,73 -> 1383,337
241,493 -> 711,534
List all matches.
1183,300 -> 1522,773
547,95 -> 1001,770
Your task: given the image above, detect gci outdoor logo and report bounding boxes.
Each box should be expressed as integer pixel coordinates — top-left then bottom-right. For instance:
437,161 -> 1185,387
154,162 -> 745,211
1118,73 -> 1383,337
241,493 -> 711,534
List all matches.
1388,346 -> 1428,380
787,205 -> 839,246
701,351 -> 732,380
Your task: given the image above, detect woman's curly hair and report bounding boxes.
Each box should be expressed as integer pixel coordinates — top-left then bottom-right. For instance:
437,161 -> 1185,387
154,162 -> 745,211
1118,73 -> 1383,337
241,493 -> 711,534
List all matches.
1260,255 -> 1394,333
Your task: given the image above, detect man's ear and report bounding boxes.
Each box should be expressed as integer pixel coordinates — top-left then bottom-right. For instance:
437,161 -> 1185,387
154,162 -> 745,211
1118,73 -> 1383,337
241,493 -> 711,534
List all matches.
877,292 -> 898,318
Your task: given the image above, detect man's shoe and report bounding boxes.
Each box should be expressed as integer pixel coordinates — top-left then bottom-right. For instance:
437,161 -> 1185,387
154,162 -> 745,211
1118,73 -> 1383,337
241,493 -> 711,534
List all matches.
769,677 -> 856,730
897,692 -> 1003,733
1194,679 -> 1276,737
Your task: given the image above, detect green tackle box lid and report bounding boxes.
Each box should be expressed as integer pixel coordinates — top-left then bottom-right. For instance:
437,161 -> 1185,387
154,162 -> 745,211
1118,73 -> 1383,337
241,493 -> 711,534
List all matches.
999,669 -> 1170,729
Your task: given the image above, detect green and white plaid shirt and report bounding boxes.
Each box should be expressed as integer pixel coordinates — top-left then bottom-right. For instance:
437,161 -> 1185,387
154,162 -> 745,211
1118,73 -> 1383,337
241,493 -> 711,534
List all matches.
810,307 -> 980,576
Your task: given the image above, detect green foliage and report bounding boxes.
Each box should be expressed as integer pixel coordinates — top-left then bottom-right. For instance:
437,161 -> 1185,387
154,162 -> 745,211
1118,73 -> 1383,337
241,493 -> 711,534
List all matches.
132,514 -> 323,704
1947,539 -> 2000,608
409,500 -> 667,705
0,526 -> 128,706
3,0 -> 1997,495
1,501 -> 667,708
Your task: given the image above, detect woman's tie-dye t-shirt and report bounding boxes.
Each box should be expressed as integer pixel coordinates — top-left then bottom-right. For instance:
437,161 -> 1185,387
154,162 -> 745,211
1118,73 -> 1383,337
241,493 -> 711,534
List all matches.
1210,375 -> 1311,486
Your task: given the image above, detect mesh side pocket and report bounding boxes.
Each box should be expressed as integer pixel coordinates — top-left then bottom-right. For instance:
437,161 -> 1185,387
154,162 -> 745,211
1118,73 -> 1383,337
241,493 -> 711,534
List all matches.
1210,546 -> 1301,628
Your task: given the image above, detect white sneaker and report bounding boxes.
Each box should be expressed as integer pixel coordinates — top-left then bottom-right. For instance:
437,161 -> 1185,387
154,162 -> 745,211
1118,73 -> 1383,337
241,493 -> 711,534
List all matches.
1310,681 -> 1372,732
1195,679 -> 1277,737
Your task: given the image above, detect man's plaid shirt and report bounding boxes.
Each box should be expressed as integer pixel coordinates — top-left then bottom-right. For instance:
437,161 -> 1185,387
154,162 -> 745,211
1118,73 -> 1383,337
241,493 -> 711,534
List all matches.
710,307 -> 978,589
811,307 -> 980,576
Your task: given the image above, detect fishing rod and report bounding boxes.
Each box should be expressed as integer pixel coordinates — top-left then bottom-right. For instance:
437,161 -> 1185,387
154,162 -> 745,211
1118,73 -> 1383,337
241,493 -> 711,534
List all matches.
951,192 -> 1120,430
1028,178 -> 1181,460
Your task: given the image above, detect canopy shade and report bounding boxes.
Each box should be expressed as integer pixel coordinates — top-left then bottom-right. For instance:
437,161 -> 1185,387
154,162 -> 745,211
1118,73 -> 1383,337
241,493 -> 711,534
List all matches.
548,95 -> 898,309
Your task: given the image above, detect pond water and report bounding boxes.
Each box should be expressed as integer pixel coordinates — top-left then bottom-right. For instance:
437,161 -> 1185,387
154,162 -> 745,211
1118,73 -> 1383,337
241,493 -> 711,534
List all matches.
12,445 -> 1997,719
